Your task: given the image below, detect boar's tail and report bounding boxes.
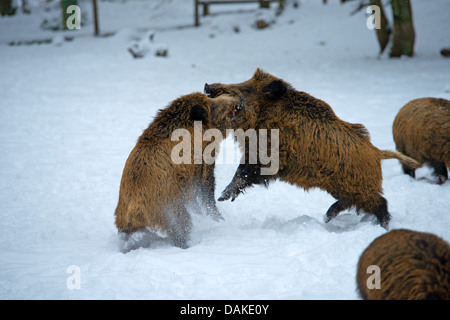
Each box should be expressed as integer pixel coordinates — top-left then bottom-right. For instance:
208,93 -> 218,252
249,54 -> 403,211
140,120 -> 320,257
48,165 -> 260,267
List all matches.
381,150 -> 422,170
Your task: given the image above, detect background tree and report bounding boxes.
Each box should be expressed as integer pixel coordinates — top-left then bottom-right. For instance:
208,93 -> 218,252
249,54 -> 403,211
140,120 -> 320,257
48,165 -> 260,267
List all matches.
0,0 -> 16,16
389,0 -> 415,57
339,0 -> 415,57
369,0 -> 391,54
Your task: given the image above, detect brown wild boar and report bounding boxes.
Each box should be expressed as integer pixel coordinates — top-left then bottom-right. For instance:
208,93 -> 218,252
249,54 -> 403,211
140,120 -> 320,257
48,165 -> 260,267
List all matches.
393,97 -> 450,184
204,68 -> 421,229
357,229 -> 450,300
114,92 -> 244,250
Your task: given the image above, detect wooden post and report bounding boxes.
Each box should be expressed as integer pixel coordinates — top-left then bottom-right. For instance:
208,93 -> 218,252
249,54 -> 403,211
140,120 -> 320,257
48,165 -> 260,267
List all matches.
202,2 -> 209,16
92,0 -> 99,36
259,0 -> 270,9
195,0 -> 200,26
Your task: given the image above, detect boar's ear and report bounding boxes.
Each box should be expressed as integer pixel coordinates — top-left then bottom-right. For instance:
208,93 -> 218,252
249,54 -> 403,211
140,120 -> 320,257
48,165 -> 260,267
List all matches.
190,104 -> 209,123
262,80 -> 287,100
253,68 -> 266,81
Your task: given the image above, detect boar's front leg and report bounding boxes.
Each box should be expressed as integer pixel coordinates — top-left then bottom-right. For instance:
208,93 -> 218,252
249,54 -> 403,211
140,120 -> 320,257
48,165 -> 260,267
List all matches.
218,163 -> 271,202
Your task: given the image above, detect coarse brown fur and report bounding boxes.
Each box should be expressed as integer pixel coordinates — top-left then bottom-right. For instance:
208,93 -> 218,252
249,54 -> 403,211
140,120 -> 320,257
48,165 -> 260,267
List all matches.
204,68 -> 421,229
114,92 -> 245,250
356,229 -> 450,300
393,97 -> 450,184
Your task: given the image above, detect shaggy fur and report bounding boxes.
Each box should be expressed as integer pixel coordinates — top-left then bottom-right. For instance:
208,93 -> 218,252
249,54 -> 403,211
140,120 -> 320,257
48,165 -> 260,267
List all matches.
204,68 -> 421,229
114,92 -> 244,249
357,229 -> 450,300
393,97 -> 450,184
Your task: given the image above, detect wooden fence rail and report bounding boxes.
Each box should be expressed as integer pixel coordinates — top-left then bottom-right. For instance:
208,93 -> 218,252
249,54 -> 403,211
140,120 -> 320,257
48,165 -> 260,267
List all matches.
194,0 -> 285,26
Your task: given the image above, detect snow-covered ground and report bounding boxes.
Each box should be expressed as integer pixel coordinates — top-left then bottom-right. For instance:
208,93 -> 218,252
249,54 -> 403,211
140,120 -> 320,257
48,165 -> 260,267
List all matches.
0,0 -> 449,300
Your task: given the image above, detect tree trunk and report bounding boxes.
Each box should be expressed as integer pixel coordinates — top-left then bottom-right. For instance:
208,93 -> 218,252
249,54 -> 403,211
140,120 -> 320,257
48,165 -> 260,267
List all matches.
92,0 -> 100,36
370,0 -> 391,54
22,0 -> 31,14
390,0 -> 415,57
259,0 -> 270,9
0,0 -> 16,16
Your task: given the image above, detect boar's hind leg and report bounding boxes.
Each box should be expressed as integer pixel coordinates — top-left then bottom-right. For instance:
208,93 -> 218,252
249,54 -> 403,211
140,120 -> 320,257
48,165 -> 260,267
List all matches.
372,197 -> 390,230
200,185 -> 223,220
168,205 -> 192,249
325,195 -> 391,230
199,171 -> 223,221
402,163 -> 416,178
428,158 -> 448,184
360,196 -> 391,230
324,200 -> 351,223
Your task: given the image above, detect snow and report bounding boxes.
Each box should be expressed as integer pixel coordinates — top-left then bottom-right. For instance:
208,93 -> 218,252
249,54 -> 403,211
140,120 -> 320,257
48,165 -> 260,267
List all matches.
0,0 -> 449,300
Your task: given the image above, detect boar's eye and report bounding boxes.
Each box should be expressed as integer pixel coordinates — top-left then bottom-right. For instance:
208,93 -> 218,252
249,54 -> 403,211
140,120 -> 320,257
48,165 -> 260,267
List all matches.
240,85 -> 253,94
